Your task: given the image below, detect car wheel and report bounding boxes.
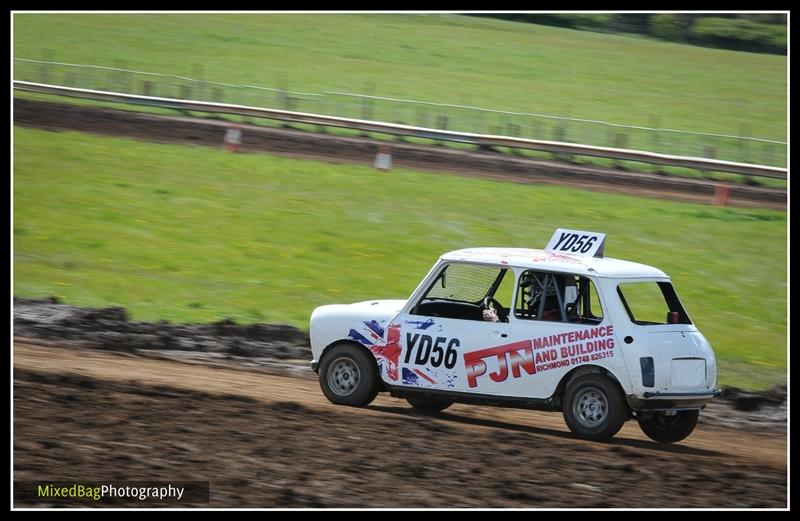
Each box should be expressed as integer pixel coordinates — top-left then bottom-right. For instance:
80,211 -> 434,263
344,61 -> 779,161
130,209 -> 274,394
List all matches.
637,410 -> 699,444
406,395 -> 454,413
562,374 -> 628,441
319,343 -> 379,407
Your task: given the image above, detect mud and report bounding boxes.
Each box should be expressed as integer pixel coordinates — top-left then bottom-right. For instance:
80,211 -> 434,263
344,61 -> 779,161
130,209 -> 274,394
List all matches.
13,363 -> 787,508
13,297 -> 311,374
700,387 -> 787,432
13,98 -> 786,210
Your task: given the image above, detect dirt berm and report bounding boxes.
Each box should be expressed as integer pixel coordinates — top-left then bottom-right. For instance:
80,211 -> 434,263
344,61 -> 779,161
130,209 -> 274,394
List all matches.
13,296 -> 310,374
13,97 -> 786,210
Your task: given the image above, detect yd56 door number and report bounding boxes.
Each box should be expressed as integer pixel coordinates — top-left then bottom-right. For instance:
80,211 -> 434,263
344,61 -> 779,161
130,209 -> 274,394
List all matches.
404,334 -> 458,369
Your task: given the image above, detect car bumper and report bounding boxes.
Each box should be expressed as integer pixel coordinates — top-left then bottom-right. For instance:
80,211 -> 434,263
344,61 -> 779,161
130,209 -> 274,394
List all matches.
627,389 -> 721,411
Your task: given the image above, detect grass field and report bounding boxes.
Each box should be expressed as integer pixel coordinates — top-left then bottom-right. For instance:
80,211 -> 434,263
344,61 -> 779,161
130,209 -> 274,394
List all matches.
13,14 -> 787,141
13,127 -> 787,388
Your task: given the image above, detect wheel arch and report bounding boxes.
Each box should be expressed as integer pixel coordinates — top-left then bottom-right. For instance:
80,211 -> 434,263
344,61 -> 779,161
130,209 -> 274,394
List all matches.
319,339 -> 385,391
554,364 -> 628,408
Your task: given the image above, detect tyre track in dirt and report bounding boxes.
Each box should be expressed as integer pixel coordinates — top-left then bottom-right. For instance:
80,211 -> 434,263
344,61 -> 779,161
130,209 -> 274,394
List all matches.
13,340 -> 787,507
13,98 -> 786,210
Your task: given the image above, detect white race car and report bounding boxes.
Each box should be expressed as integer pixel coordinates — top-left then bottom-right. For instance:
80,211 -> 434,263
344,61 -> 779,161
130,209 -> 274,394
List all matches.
310,229 -> 718,443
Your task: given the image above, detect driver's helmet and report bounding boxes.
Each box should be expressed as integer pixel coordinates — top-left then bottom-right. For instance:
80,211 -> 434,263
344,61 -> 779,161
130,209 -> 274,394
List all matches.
520,272 -> 559,308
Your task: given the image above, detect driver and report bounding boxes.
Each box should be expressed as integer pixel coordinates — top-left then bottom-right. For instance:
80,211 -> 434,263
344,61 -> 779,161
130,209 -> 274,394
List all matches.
482,296 -> 507,322
482,306 -> 501,322
521,272 -> 561,321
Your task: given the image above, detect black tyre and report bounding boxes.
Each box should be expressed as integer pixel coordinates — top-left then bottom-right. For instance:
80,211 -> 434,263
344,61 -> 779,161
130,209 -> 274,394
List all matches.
406,395 -> 454,413
637,410 -> 699,444
319,343 -> 379,407
562,374 -> 628,441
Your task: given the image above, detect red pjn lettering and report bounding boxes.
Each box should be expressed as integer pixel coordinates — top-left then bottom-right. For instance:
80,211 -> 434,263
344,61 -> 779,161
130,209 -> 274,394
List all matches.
463,340 -> 532,388
508,347 -> 536,379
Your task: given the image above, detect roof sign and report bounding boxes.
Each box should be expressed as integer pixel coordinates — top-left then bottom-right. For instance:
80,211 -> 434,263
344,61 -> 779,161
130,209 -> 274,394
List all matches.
545,228 -> 606,258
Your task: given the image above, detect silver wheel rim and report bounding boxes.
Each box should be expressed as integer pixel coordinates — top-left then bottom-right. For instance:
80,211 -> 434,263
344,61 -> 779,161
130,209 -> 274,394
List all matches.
327,357 -> 361,397
573,387 -> 609,428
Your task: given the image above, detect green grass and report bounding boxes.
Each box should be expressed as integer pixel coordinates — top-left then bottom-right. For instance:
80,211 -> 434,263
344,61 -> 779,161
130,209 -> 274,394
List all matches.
13,13 -> 786,141
13,127 -> 786,389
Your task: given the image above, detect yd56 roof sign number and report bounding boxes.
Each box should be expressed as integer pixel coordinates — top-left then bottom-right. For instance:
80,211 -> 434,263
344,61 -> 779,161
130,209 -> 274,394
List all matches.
545,228 -> 607,258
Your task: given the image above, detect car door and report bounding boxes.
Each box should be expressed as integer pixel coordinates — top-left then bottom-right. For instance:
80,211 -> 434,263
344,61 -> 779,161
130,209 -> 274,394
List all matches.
459,269 -> 620,400
382,312 -> 522,393
381,262 -> 533,395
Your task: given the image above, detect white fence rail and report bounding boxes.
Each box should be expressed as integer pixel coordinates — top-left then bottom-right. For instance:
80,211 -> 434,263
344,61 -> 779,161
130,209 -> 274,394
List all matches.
14,80 -> 787,180
13,58 -> 787,169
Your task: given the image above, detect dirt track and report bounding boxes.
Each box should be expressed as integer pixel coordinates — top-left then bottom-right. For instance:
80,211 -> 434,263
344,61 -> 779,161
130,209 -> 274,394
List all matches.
13,98 -> 786,210
13,340 -> 787,508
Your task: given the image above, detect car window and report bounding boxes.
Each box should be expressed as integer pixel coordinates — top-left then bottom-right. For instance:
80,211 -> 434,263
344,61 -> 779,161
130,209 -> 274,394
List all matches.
411,263 -> 507,322
515,270 -> 603,324
617,282 -> 691,325
422,263 -> 502,303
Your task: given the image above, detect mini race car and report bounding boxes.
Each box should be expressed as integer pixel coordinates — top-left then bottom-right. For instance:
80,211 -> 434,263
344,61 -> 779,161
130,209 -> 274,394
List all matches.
309,229 -> 718,443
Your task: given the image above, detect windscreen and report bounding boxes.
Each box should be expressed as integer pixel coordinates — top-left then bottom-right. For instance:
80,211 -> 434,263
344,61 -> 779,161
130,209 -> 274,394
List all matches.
422,263 -> 502,304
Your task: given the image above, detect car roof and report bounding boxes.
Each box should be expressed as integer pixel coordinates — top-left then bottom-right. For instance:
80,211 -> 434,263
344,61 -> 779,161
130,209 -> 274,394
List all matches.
440,248 -> 668,279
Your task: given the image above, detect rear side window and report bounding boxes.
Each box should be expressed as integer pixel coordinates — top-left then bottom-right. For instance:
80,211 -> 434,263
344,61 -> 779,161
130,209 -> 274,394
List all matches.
617,282 -> 692,325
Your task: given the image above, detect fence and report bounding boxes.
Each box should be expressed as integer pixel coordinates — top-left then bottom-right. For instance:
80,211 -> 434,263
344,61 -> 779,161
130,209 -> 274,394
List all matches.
13,80 -> 787,180
13,58 -> 787,170
14,58 -> 787,166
